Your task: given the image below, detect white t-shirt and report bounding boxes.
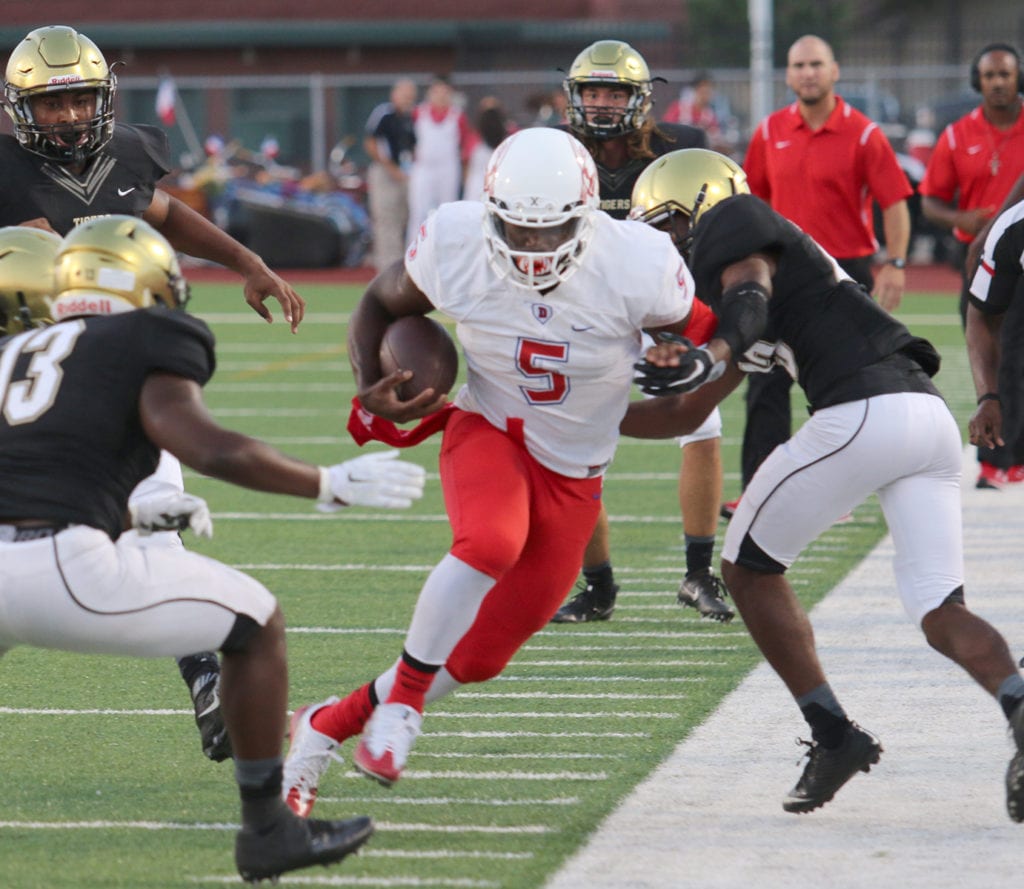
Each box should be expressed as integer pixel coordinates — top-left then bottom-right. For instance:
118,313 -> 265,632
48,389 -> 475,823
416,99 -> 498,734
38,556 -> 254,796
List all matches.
405,201 -> 693,477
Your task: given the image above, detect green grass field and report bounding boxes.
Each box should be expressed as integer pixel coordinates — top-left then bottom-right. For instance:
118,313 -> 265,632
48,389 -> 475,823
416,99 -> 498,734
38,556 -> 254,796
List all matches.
0,284 -> 974,888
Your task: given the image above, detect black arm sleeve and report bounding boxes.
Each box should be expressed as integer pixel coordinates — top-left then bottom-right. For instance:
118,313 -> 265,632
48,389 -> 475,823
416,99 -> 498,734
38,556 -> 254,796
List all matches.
715,281 -> 769,357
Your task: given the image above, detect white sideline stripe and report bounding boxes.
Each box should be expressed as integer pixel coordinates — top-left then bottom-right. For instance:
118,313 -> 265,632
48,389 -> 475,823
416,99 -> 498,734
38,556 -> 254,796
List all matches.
192,877 -> 500,887
493,676 -> 703,683
428,732 -> 647,739
456,692 -> 688,700
364,850 -> 533,860
212,514 -> 692,525
0,710 -> 646,738
545,446 -> 1024,889
425,711 -> 677,719
378,821 -> 552,833
367,773 -> 604,784
322,796 -> 579,807
505,660 -> 726,667
0,820 -> 238,830
0,707 -> 669,720
286,627 -> 744,639
522,644 -> 742,652
415,752 -> 618,760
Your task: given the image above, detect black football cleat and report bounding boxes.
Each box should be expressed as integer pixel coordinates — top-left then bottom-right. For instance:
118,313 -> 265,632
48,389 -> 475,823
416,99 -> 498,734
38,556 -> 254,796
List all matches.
1007,701 -> 1024,822
236,811 -> 374,883
191,672 -> 232,762
677,568 -> 734,622
550,581 -> 618,624
783,722 -> 882,814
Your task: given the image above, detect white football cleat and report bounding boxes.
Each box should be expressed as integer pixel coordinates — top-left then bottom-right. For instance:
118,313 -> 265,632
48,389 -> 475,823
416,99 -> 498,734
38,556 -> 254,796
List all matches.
353,702 -> 423,787
283,696 -> 343,818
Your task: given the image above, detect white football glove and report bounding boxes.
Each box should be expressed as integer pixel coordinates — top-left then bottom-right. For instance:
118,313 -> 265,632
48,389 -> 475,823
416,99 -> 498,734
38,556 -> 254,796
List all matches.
129,491 -> 214,539
318,450 -> 426,512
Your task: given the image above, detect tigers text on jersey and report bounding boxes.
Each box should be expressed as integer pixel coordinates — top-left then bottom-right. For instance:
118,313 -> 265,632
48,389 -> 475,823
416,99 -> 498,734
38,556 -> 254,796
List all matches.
689,194 -> 940,410
561,123 -> 707,220
970,197 -> 1024,314
405,201 -> 693,477
0,123 -> 170,232
0,308 -> 214,538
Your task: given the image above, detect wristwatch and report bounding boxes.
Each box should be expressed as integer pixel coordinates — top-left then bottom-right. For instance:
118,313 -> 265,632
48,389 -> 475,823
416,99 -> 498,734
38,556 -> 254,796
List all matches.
886,257 -> 907,269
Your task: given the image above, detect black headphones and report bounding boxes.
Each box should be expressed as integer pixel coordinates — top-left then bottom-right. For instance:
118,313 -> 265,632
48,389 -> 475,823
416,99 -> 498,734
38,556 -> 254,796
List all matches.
970,42 -> 1024,93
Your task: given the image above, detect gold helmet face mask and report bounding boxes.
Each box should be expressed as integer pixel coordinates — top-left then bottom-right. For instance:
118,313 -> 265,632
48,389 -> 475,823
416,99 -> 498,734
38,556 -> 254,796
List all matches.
0,226 -> 61,336
52,215 -> 190,322
4,25 -> 117,165
564,39 -> 653,140
630,148 -> 749,255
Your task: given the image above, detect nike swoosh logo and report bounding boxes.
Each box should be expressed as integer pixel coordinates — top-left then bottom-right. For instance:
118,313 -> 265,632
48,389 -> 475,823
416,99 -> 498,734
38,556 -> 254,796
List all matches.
118,186 -> 136,196
967,145 -> 983,155
774,140 -> 791,149
197,688 -> 220,719
571,325 -> 594,332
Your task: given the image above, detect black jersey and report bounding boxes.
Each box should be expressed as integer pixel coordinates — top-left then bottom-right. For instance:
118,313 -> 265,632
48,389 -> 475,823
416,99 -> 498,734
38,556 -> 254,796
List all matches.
562,123 -> 708,219
0,308 -> 214,539
0,123 -> 171,233
969,200 -> 1024,315
689,194 -> 940,410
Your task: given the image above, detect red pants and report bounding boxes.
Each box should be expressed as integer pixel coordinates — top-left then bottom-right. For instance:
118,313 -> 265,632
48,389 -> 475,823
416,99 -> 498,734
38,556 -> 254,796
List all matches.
441,409 -> 602,683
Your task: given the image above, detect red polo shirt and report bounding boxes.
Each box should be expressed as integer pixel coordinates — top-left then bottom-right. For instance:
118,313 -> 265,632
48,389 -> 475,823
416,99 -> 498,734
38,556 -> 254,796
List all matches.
918,106 -> 1024,243
743,96 -> 912,258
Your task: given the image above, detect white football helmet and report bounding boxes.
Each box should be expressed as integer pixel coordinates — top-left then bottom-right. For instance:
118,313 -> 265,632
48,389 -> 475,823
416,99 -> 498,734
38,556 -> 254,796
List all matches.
482,127 -> 600,291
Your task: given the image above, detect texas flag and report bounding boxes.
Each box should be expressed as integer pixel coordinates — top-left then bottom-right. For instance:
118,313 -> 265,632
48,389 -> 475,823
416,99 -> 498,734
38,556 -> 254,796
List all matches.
155,76 -> 177,126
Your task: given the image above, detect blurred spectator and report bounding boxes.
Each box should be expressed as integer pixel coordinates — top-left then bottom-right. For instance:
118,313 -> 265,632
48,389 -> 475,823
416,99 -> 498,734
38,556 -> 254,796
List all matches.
919,42 -> 1024,488
363,78 -> 417,271
661,71 -> 735,155
526,88 -> 568,127
406,75 -> 473,246
463,97 -> 516,202
730,34 -> 912,515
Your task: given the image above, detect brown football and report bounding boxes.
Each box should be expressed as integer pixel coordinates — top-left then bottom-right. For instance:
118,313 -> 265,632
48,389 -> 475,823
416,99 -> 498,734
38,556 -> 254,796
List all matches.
379,315 -> 459,401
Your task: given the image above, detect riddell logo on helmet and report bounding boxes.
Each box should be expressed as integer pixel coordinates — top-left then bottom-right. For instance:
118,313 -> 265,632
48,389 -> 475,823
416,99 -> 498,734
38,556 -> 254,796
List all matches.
52,296 -> 118,318
47,75 -> 85,86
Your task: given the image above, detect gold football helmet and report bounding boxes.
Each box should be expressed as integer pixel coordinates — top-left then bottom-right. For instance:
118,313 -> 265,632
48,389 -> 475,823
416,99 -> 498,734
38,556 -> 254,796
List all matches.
564,39 -> 653,139
629,148 -> 749,251
0,226 -> 61,335
4,25 -> 117,164
52,216 -> 190,321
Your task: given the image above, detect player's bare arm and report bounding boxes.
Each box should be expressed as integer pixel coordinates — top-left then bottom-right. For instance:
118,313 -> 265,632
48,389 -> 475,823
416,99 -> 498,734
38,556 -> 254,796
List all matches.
143,189 -> 306,333
621,364 -> 744,439
966,302 -> 1006,448
348,261 -> 450,422
139,371 -> 322,497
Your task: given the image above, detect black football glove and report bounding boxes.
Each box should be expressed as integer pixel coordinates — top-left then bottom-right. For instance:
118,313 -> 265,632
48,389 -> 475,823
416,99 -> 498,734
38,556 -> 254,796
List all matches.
634,333 -> 727,397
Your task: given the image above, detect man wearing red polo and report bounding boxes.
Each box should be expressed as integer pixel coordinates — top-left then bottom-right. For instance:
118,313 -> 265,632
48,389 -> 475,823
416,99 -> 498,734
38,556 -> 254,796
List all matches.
733,34 -> 912,508
919,42 -> 1024,489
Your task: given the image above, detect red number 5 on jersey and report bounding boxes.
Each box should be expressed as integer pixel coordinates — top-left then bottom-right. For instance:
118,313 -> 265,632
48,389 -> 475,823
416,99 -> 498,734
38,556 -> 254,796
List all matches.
516,337 -> 569,404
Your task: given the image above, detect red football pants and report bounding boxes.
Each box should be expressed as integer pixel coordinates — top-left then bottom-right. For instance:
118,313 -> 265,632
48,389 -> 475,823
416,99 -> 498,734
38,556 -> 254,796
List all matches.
440,409 -> 602,684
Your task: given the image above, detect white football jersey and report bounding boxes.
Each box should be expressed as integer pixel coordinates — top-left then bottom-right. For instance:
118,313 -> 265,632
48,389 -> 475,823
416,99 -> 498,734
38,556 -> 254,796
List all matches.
405,201 -> 693,477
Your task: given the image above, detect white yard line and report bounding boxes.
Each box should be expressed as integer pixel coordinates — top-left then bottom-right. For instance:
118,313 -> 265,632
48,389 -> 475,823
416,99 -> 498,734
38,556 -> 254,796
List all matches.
545,447 -> 1024,889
